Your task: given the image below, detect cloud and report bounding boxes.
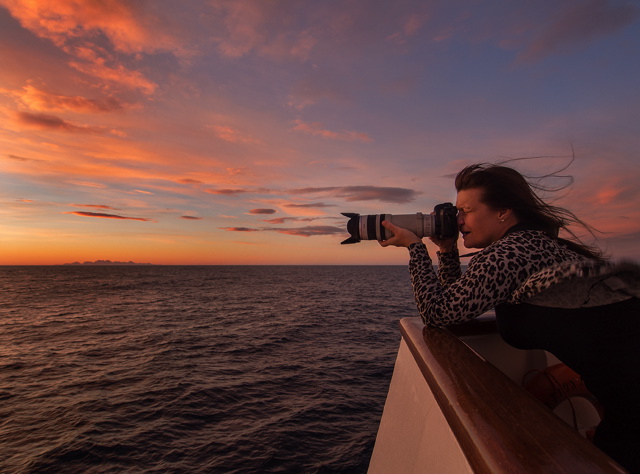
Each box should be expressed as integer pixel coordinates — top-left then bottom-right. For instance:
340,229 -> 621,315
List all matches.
208,125 -> 262,145
203,186 -> 419,204
287,75 -> 352,110
209,0 -> 319,61
386,12 -> 428,45
68,59 -> 157,95
15,111 -> 107,134
263,217 -> 321,224
177,178 -> 205,185
205,188 -> 249,195
248,208 -> 276,215
271,226 -> 344,237
291,119 -> 373,143
220,227 -> 261,232
64,211 -> 152,222
288,186 -> 420,203
517,0 -> 639,63
284,202 -> 337,208
14,85 -> 126,113
6,154 -> 40,162
65,180 -> 108,189
181,215 -> 203,220
71,204 -> 120,210
221,225 -> 343,237
0,0 -> 181,95
0,0 -> 186,55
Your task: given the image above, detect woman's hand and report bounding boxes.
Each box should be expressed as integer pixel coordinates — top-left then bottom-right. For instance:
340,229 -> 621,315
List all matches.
378,220 -> 421,248
428,210 -> 458,253
429,235 -> 457,253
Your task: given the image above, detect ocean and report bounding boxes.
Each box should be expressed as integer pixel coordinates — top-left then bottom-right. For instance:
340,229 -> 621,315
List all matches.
0,265 -> 418,473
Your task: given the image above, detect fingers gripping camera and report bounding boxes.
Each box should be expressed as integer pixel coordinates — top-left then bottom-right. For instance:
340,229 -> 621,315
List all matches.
341,202 -> 458,244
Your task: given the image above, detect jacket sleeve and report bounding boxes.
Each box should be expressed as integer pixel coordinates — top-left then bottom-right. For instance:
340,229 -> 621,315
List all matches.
408,233 -> 553,327
436,245 -> 462,286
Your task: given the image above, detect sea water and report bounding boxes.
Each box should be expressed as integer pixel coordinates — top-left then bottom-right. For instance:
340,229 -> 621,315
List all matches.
0,265 -> 417,473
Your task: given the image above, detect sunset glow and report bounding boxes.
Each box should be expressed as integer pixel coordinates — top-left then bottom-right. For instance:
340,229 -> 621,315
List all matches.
1,0 -> 639,264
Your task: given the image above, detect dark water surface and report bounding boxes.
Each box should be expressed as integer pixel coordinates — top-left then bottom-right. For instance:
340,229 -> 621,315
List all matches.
0,265 -> 417,473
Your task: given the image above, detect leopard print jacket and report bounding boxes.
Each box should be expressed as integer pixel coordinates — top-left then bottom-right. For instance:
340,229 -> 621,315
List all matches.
408,229 -> 640,328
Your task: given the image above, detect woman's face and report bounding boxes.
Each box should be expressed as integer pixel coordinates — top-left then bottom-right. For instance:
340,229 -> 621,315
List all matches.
456,187 -> 511,249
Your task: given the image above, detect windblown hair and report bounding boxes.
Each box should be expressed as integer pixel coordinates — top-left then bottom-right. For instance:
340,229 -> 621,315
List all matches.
455,163 -> 604,260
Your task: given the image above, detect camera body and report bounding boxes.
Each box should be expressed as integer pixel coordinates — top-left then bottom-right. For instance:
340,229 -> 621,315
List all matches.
341,202 -> 458,244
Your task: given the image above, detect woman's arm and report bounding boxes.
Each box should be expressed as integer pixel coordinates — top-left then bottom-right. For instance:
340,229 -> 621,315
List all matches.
409,232 -> 550,327
436,246 -> 462,286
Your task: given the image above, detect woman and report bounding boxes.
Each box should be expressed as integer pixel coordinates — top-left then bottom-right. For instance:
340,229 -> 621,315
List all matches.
379,163 -> 640,472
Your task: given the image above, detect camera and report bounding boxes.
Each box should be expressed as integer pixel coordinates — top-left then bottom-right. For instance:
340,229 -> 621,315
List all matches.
341,202 -> 458,244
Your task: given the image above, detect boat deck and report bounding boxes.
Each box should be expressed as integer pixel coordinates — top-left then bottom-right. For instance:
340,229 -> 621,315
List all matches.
369,317 -> 625,473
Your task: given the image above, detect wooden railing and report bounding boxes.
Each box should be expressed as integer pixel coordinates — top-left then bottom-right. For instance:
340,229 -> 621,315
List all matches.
398,317 -> 625,473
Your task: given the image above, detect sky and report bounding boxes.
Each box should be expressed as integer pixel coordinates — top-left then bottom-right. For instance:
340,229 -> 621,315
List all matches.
1,0 -> 640,265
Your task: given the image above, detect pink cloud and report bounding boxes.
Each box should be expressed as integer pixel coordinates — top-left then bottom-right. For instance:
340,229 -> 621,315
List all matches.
284,202 -> 336,208
291,119 -> 373,143
209,125 -> 262,144
65,211 -> 152,222
517,0 -> 638,63
220,227 -> 260,232
263,217 -> 320,224
288,186 -> 420,203
270,225 -> 344,237
387,12 -> 428,45
205,188 -> 249,196
209,0 -> 318,61
220,225 -> 343,237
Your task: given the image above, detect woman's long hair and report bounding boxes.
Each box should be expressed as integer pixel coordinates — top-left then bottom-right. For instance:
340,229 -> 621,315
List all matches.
455,163 -> 604,260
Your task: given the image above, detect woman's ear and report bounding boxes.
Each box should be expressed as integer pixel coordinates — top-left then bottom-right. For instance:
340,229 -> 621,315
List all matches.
497,208 -> 513,223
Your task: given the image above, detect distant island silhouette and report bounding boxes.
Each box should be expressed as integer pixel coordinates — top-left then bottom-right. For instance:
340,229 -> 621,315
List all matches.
63,260 -> 153,266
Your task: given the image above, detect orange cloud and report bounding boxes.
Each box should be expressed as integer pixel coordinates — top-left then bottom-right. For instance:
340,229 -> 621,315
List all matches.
291,119 -> 373,143
0,0 -> 182,54
15,85 -> 125,113
0,0 -> 177,95
67,59 -> 157,95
